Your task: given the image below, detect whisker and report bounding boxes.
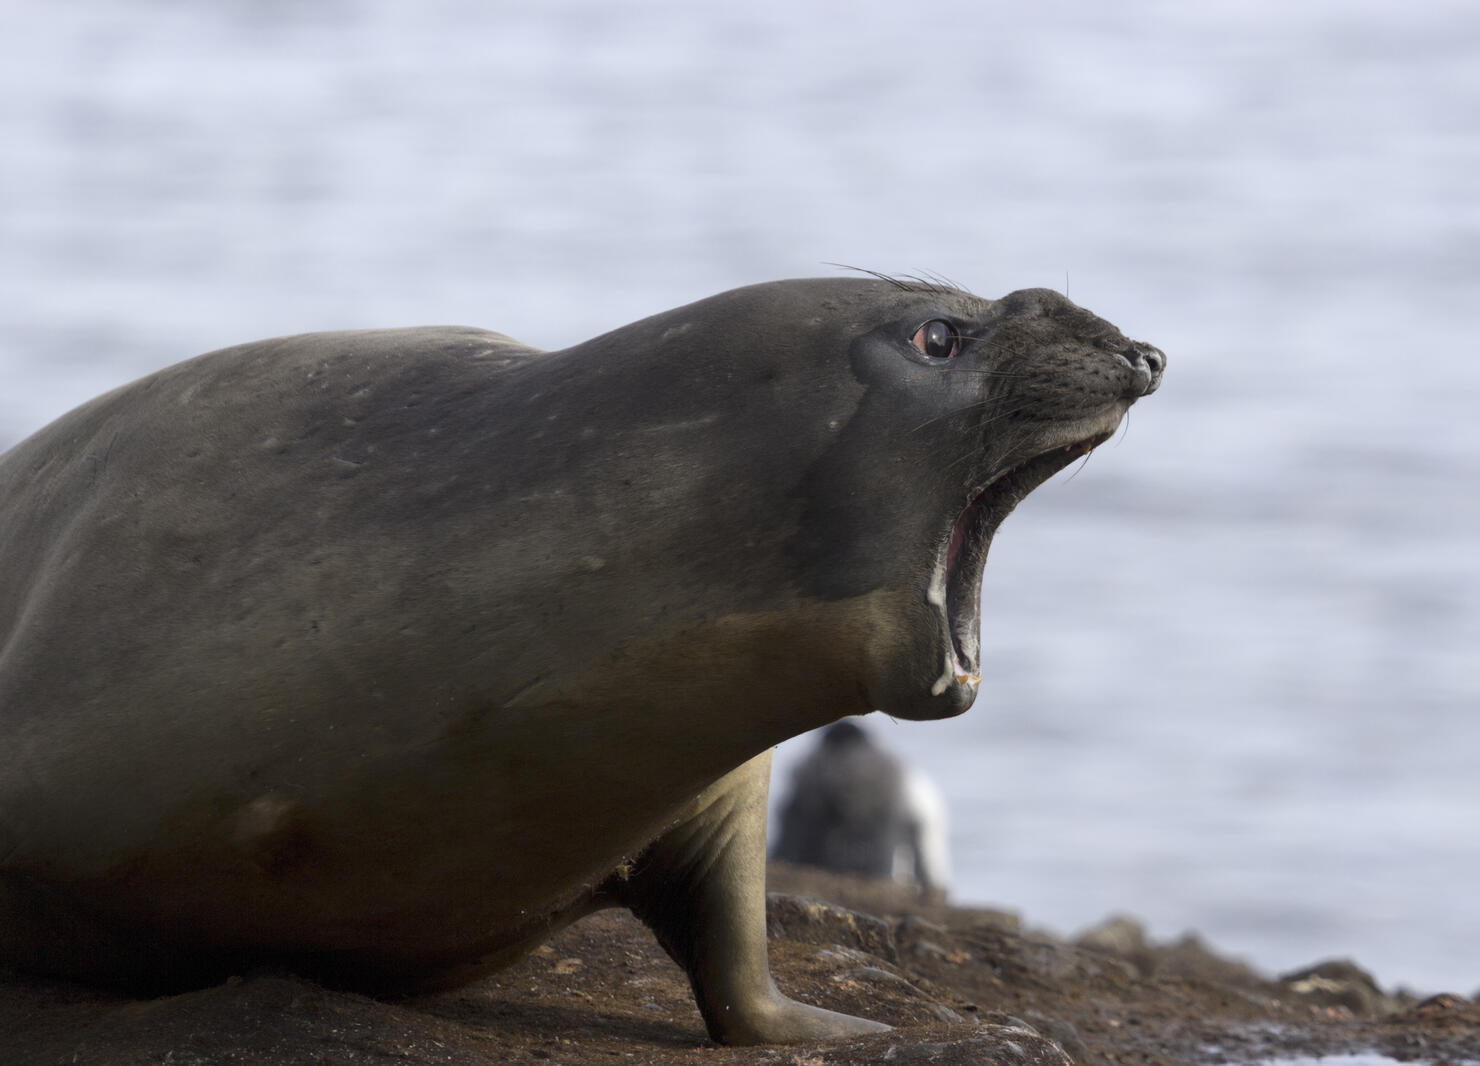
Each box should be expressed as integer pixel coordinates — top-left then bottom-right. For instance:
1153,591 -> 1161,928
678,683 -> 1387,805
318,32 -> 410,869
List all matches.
1062,449 -> 1095,484
958,366 -> 1025,379
911,398 -> 1038,436
979,434 -> 1045,473
822,263 -> 973,297
915,268 -> 977,297
941,417 -> 1040,475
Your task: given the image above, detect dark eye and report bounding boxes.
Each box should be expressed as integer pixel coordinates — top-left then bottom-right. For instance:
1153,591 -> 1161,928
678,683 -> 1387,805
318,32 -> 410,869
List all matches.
911,320 -> 959,360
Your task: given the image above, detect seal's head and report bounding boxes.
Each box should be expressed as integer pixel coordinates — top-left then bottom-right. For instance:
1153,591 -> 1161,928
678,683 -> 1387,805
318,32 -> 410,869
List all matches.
906,284 -> 1162,718
554,277 -> 1163,725
747,278 -> 1164,721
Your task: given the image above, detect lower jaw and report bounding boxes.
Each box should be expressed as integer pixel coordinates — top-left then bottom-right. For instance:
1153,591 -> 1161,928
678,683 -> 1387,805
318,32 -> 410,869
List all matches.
868,643 -> 981,722
925,436 -> 1108,711
931,650 -> 981,697
917,561 -> 983,715
891,676 -> 978,721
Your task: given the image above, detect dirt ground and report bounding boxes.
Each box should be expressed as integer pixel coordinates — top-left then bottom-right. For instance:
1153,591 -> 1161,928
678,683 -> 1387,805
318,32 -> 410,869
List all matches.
3,863 -> 1477,1065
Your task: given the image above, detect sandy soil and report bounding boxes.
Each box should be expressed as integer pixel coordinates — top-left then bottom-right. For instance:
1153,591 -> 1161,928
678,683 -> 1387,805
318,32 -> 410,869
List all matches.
3,863 -> 1476,1065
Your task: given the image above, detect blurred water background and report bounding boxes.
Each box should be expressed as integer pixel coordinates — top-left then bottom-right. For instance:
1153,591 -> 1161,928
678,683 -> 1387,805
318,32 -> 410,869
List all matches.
2,0 -> 1477,995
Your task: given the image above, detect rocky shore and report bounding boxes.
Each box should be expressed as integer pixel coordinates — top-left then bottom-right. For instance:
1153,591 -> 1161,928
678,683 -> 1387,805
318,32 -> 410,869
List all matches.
4,863 -> 1476,1065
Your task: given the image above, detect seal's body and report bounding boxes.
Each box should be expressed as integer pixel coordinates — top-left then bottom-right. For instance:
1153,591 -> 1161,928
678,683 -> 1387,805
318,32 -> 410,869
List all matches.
0,279 -> 1162,1043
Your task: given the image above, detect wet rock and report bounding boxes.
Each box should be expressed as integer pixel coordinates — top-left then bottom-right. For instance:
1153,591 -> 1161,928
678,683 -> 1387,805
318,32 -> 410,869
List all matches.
766,892 -> 898,963
951,906 -> 1021,934
827,964 -> 964,1024
10,975 -> 460,1066
4,884 -> 1480,1065
967,923 -> 1137,987
803,1024 -> 1073,1065
894,914 -> 957,964
1155,932 -> 1267,988
1078,916 -> 1266,989
783,945 -> 965,1029
1387,990 -> 1480,1029
1020,1013 -> 1088,1063
1279,958 -> 1390,1017
1075,914 -> 1149,958
1414,992 -> 1468,1016
977,1010 -> 1085,1063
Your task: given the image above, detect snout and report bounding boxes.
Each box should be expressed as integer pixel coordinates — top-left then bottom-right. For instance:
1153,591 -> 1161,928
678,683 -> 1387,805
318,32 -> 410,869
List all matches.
1123,342 -> 1165,397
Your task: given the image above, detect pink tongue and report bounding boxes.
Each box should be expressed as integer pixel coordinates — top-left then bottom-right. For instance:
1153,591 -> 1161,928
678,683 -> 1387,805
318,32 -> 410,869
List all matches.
946,505 -> 971,574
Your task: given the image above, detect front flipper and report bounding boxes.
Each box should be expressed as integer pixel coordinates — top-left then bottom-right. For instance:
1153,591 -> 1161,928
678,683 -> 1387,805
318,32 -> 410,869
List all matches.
605,750 -> 890,1045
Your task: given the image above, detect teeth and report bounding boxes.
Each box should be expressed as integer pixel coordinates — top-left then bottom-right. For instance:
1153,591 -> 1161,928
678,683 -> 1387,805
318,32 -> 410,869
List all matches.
933,668 -> 982,696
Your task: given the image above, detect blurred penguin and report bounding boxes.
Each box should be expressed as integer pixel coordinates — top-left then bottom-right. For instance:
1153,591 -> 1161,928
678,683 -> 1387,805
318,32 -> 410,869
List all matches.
771,720 -> 950,896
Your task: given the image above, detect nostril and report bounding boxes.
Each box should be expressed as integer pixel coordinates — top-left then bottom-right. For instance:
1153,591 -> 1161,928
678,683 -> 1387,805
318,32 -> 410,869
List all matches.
1119,341 -> 1165,396
1124,342 -> 1164,373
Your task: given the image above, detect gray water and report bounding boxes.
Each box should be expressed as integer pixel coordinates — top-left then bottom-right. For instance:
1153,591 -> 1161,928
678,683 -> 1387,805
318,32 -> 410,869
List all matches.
3,0 -> 1478,996
1247,1057 -> 1446,1066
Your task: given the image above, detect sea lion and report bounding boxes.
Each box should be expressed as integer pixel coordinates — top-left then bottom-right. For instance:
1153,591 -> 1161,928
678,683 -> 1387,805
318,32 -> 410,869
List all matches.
0,278 -> 1163,1044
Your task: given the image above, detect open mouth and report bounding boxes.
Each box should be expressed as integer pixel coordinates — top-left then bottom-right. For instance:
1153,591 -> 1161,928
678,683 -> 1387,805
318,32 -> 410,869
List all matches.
937,431 -> 1115,684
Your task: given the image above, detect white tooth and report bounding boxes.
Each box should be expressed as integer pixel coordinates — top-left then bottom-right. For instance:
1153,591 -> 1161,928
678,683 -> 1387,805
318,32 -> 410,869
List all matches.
927,565 -> 947,609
